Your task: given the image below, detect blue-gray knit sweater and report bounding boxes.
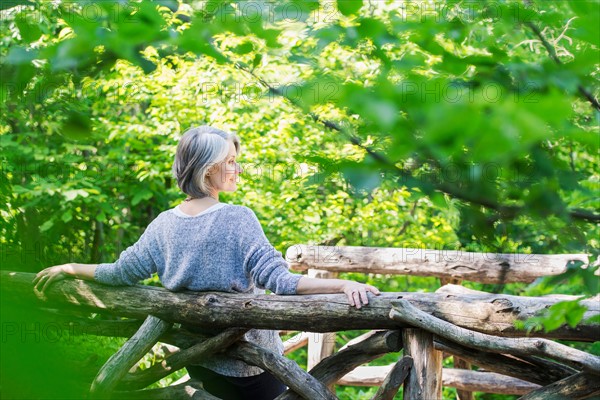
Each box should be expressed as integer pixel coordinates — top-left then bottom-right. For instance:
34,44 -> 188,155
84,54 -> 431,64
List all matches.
94,202 -> 303,377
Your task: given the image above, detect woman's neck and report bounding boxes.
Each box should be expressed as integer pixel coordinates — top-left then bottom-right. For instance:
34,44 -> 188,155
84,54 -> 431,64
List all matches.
185,194 -> 219,203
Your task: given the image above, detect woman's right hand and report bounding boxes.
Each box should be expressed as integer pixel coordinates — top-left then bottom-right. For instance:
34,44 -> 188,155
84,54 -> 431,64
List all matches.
340,281 -> 381,309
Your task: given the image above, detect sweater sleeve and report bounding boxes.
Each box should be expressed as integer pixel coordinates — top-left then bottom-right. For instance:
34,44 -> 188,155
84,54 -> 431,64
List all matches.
94,220 -> 159,286
239,207 -> 302,295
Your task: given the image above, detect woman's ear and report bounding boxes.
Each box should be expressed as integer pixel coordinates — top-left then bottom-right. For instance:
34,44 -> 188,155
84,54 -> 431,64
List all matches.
205,164 -> 217,176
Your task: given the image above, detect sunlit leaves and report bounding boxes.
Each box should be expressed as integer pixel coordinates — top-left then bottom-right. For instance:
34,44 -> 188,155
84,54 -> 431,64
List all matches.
1,0 -> 599,344
14,11 -> 42,42
61,111 -> 92,141
517,299 -> 588,333
337,0 -> 362,17
131,188 -> 154,206
568,0 -> 600,46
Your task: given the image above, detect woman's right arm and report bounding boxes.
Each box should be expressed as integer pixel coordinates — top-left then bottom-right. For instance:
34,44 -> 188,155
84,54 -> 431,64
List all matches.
296,276 -> 380,309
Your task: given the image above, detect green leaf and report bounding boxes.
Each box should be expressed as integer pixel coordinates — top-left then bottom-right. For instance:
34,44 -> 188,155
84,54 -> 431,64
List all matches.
589,342 -> 600,357
96,211 -> 107,223
340,161 -> 381,193
585,314 -> 600,324
61,211 -> 73,223
63,189 -> 89,202
571,14 -> 600,46
337,0 -> 363,16
4,47 -> 38,65
62,111 -> 91,140
39,220 -> 54,232
131,189 -> 153,206
560,300 -> 588,328
273,0 -> 320,22
582,267 -> 600,295
232,42 -> 254,55
15,12 -> 42,42
252,53 -> 263,69
534,300 -> 589,332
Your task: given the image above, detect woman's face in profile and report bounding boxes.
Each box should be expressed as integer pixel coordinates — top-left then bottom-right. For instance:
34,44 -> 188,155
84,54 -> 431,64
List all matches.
208,140 -> 242,194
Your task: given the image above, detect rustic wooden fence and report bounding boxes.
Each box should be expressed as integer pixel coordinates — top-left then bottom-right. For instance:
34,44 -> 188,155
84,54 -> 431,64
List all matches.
3,245 -> 599,399
283,245 -> 598,399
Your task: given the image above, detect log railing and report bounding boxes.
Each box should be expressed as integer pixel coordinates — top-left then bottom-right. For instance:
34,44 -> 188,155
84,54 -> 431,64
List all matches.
3,264 -> 599,400
283,245 -> 596,399
285,245 -> 590,284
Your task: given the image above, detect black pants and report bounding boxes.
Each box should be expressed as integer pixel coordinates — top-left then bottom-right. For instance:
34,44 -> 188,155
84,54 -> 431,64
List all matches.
186,365 -> 287,400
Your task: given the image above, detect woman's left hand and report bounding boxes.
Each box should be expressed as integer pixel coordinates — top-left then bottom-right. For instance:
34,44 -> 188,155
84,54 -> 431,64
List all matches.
32,264 -> 71,294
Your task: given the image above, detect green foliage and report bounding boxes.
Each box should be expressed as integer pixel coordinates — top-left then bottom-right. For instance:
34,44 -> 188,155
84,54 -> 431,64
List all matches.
1,1 -> 599,398
516,299 -> 589,334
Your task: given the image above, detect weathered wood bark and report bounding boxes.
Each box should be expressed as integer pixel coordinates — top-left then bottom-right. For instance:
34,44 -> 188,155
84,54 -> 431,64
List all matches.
308,333 -> 336,366
286,245 -> 589,283
402,329 -> 442,400
15,306 -> 146,338
434,337 -> 576,385
513,354 -> 580,379
90,316 -> 173,398
112,378 -> 220,400
372,356 -> 413,400
339,366 -> 540,395
453,358 -> 473,400
120,328 -> 248,390
307,269 -> 337,372
0,307 -> 218,352
437,283 -> 591,301
284,332 -> 310,355
278,330 -> 403,400
226,341 -> 337,400
6,271 -> 598,340
518,372 -> 600,400
339,330 -> 385,351
390,300 -> 600,374
308,330 -> 402,383
438,282 -> 473,400
442,369 -> 540,396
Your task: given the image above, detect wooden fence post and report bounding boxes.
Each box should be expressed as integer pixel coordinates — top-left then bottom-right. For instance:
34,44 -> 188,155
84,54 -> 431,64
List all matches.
307,269 -> 337,372
440,278 -> 473,400
402,328 -> 442,400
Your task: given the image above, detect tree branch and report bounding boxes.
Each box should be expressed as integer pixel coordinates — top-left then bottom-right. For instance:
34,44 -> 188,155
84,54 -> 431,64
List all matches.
525,21 -> 600,111
230,47 -> 600,223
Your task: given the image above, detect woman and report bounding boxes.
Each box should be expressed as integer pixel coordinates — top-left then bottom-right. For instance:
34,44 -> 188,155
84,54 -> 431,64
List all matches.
32,125 -> 381,399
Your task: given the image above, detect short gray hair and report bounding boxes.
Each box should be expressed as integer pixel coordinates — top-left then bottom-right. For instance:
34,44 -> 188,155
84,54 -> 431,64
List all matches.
172,126 -> 241,199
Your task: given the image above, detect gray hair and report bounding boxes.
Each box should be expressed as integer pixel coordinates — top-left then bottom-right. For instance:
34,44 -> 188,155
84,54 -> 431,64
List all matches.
172,125 -> 241,199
